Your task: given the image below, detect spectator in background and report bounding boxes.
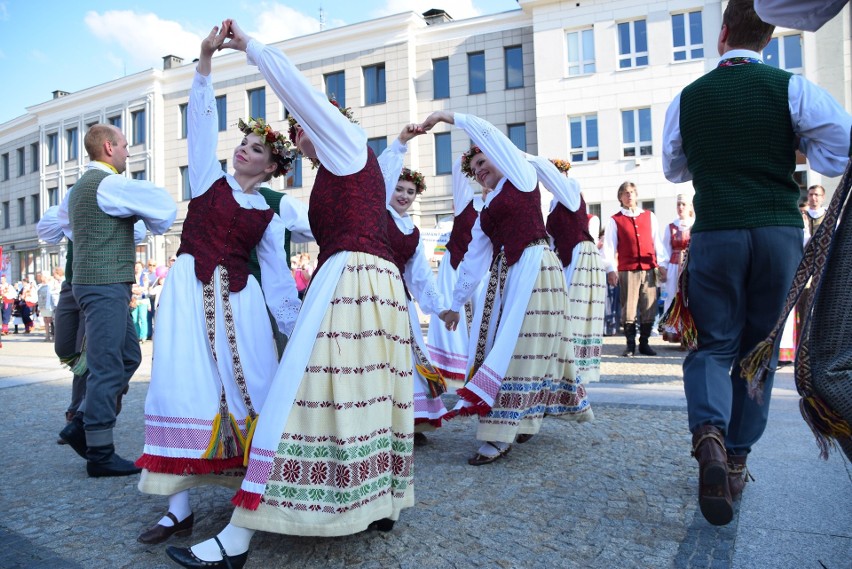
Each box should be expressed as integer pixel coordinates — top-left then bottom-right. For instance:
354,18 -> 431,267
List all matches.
131,261 -> 151,343
37,271 -> 58,341
601,182 -> 668,357
1,275 -> 16,335
661,194 -> 694,344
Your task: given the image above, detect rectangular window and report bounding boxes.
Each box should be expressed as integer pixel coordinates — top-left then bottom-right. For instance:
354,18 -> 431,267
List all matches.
219,159 -> 227,173
131,109 -> 146,145
180,166 -> 191,201
587,203 -> 601,220
108,114 -> 122,129
435,132 -> 452,175
617,19 -> 648,69
468,52 -> 485,94
622,108 -> 653,157
286,155 -> 303,188
367,137 -> 388,157
17,147 -> 24,176
763,34 -> 803,72
66,127 -> 79,160
567,28 -> 596,76
505,46 -> 523,89
216,95 -> 227,131
1,153 -> 7,180
48,188 -> 57,207
2,201 -> 9,228
433,57 -> 449,99
324,71 -> 345,108
132,170 -> 146,180
30,143 -> 38,171
569,114 -> 599,162
179,104 -> 188,139
672,11 -> 704,61
18,197 -> 26,226
641,200 -> 655,213
31,193 -> 40,223
363,64 -> 386,105
507,123 -> 526,152
47,133 -> 58,165
248,88 -> 266,120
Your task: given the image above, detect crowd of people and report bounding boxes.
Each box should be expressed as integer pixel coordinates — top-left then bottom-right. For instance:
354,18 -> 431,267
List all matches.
3,2 -> 848,568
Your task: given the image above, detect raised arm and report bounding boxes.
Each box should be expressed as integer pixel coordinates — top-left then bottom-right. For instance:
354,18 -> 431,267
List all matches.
189,25 -> 231,197
223,20 -> 367,176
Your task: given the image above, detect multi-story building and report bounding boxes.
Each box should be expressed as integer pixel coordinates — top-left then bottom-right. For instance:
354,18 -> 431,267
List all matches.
1,1 -> 849,280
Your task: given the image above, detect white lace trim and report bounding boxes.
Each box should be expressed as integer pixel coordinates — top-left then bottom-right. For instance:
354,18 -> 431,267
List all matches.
274,296 -> 301,338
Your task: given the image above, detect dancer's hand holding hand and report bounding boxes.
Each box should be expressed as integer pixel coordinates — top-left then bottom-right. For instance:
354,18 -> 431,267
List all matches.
222,19 -> 250,52
398,124 -> 426,144
201,23 -> 228,57
439,310 -> 460,332
418,111 -> 455,132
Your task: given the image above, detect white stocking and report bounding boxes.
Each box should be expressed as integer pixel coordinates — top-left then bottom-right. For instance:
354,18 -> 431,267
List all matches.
158,490 -> 191,527
190,523 -> 255,561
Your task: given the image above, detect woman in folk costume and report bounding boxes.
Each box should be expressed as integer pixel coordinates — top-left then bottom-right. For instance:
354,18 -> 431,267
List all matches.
378,126 -> 450,446
425,156 -> 488,390
661,194 -> 694,344
538,157 -> 607,383
136,25 -> 301,546
424,110 -> 593,467
166,21 -> 413,569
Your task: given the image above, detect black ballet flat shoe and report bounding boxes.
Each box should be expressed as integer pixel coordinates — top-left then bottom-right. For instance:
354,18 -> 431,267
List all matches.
165,537 -> 247,569
367,518 -> 395,532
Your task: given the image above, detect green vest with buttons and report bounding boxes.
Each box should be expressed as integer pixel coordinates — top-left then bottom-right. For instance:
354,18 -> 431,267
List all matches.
68,169 -> 136,285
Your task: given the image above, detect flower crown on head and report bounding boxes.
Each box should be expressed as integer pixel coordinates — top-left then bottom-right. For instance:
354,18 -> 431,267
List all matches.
237,117 -> 295,177
549,158 -> 571,173
399,167 -> 426,194
460,144 -> 483,179
287,98 -> 358,145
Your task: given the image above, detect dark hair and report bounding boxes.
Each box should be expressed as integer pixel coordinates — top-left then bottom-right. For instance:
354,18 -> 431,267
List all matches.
723,0 -> 775,51
808,184 -> 825,195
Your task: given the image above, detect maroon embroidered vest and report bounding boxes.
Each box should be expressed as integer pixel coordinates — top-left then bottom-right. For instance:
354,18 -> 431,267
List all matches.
612,210 -> 657,272
546,196 -> 594,268
177,177 -> 273,292
445,200 -> 478,270
479,181 -> 548,267
309,148 -> 394,272
386,211 -> 420,277
667,222 -> 691,265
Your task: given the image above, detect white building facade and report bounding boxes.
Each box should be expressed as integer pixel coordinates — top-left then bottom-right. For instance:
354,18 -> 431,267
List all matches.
0,0 -> 849,280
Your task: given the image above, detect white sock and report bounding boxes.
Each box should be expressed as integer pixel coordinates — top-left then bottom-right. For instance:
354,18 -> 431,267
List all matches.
477,440 -> 510,457
158,490 -> 191,527
190,523 -> 255,561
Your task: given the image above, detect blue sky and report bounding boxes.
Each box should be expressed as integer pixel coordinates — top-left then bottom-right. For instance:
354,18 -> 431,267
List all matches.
0,0 -> 520,125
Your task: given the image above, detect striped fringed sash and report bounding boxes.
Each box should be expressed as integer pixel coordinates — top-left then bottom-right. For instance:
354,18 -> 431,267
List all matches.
740,159 -> 852,459
659,246 -> 697,350
410,321 -> 447,398
202,266 -> 259,467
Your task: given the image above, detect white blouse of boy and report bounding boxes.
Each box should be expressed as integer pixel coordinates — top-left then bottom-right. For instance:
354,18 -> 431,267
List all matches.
470,152 -> 504,190
391,180 -> 418,216
234,133 -> 276,176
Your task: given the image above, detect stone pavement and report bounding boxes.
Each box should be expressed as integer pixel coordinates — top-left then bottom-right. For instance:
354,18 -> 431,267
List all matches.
0,332 -> 849,569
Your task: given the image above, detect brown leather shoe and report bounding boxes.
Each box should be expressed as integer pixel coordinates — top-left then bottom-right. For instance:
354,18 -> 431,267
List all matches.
137,512 -> 194,545
691,425 -> 733,526
727,454 -> 753,500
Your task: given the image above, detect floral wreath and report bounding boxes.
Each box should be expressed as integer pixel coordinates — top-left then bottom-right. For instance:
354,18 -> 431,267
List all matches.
237,117 -> 294,178
399,167 -> 426,194
460,144 -> 483,179
549,158 -> 571,173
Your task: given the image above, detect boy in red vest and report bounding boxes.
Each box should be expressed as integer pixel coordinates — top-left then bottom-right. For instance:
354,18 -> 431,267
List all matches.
601,181 -> 667,357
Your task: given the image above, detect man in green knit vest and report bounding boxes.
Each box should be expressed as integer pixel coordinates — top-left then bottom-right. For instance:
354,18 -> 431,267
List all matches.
663,0 -> 852,526
57,124 -> 177,477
